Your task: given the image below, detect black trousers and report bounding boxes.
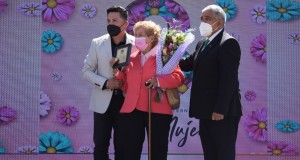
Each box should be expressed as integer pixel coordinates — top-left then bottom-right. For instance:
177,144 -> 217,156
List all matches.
199,116 -> 240,160
116,109 -> 172,160
93,91 -> 124,160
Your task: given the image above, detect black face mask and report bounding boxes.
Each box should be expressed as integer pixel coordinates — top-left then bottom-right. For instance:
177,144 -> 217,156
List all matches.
107,24 -> 123,37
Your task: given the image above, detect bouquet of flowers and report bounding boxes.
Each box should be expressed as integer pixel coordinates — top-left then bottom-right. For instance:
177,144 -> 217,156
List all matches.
156,24 -> 194,75
155,24 -> 195,102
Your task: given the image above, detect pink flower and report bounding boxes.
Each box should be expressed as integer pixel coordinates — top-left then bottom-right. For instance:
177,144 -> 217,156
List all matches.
168,43 -> 173,50
268,141 -> 299,156
0,106 -> 17,125
244,108 -> 267,142
250,34 -> 267,63
42,0 -> 75,23
0,0 -> 8,13
244,90 -> 256,101
56,106 -> 79,126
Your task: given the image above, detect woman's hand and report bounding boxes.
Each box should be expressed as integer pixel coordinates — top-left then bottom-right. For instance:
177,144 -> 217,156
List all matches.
113,68 -> 119,75
107,78 -> 123,89
145,77 -> 158,89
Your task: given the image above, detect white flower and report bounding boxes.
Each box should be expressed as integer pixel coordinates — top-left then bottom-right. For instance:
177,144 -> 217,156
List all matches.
51,71 -> 62,81
40,91 -> 51,117
19,2 -> 41,17
79,145 -> 93,154
17,145 -> 38,154
251,4 -> 266,24
81,3 -> 97,18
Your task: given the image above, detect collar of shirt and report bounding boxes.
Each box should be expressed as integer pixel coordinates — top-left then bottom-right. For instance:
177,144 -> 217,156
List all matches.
206,29 -> 222,45
140,45 -> 157,66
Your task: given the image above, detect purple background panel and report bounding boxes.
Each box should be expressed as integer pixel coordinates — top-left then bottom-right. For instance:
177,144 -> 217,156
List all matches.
1,0 -> 299,159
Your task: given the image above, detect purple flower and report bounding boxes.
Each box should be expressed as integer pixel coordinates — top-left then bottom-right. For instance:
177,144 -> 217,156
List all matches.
81,3 -> 96,18
0,106 -> 16,125
79,145 -> 93,154
244,108 -> 267,142
244,90 -> 256,101
163,1 -> 190,31
288,33 -> 300,44
56,106 -> 79,126
17,145 -> 38,154
250,34 -> 267,63
0,0 -> 8,13
127,1 -> 146,15
42,0 -> 75,23
127,12 -> 146,35
18,2 -> 42,17
163,16 -> 190,31
165,0 -> 185,15
251,4 -> 266,24
126,2 -> 146,35
177,16 -> 190,31
166,17 -> 182,28
147,0 -> 161,8
40,91 -> 51,117
268,141 -> 299,156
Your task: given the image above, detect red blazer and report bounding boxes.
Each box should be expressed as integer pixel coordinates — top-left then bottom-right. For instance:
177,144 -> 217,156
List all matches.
115,50 -> 184,115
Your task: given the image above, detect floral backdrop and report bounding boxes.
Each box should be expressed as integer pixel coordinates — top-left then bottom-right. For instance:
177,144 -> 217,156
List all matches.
0,0 -> 300,160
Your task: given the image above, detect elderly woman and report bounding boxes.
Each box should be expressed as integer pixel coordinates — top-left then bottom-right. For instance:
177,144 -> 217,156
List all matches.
111,21 -> 184,160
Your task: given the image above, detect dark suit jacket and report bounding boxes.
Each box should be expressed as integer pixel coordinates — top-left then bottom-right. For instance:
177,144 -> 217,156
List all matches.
179,29 -> 242,119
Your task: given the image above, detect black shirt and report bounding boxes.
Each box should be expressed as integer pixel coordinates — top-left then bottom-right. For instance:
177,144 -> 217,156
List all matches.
102,36 -> 126,91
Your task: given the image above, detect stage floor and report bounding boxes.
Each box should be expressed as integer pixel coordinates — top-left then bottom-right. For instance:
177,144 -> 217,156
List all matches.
1,154 -> 299,160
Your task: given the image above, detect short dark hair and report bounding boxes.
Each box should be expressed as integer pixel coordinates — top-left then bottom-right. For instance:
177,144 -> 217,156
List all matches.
107,6 -> 128,20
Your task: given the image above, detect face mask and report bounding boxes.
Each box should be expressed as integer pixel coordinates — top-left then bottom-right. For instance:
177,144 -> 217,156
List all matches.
107,23 -> 125,37
199,21 -> 218,37
135,37 -> 148,51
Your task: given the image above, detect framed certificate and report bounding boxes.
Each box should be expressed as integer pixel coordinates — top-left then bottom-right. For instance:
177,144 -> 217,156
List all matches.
113,43 -> 132,68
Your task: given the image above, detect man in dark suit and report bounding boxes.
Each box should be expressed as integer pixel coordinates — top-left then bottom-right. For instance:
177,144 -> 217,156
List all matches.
179,4 -> 242,160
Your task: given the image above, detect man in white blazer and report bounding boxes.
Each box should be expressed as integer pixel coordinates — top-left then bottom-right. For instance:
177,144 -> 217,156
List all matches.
82,6 -> 136,160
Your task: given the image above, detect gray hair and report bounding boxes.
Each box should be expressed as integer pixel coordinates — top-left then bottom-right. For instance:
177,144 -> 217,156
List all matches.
202,4 -> 226,25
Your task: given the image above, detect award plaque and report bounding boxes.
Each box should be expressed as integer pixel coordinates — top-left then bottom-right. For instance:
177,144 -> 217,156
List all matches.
113,43 -> 132,68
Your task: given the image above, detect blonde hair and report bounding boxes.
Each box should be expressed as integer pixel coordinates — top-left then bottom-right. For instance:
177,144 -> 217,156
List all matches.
133,21 -> 161,46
